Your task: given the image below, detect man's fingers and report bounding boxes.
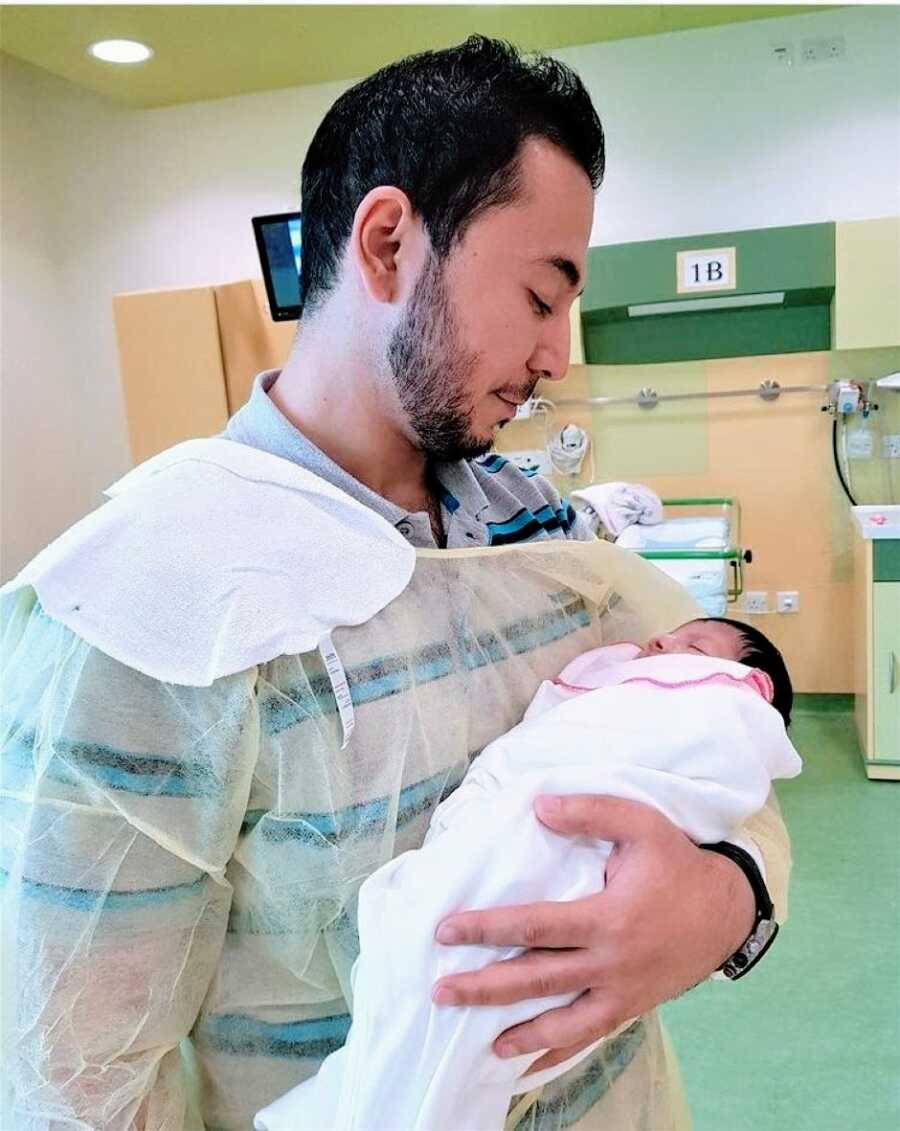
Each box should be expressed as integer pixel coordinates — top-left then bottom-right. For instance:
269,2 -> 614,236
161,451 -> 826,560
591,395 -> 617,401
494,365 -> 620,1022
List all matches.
435,897 -> 600,950
534,793 -> 665,840
519,1040 -> 594,1078
431,948 -> 598,1007
493,990 -> 622,1059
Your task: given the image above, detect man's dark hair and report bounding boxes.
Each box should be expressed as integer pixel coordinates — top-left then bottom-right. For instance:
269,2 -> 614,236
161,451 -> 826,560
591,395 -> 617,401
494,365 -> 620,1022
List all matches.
706,617 -> 794,728
299,35 -> 605,313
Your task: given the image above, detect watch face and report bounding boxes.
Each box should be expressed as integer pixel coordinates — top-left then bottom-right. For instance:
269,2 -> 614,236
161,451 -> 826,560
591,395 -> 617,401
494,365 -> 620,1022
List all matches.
721,920 -> 779,980
746,919 -> 777,957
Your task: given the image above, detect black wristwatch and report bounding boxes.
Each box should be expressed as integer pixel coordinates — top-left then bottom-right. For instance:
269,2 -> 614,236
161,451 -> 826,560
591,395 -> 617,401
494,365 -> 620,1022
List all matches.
700,841 -> 779,981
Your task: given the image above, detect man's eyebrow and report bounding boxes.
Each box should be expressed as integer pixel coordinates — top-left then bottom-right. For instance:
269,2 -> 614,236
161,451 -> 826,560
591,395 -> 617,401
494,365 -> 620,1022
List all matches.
541,256 -> 582,291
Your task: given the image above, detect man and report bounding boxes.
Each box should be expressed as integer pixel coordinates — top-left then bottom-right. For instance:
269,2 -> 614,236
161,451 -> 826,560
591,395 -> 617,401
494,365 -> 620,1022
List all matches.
2,38 -> 788,1130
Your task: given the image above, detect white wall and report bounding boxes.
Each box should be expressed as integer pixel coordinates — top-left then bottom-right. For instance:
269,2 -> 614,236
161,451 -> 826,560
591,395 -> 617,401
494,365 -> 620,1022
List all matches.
1,55 -> 134,579
558,7 -> 900,245
2,4 -> 898,578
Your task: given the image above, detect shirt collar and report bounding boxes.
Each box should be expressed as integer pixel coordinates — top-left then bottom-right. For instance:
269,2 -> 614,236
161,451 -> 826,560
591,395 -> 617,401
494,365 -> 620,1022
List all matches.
233,370 -> 407,526
243,370 -> 488,517
232,370 -> 490,529
433,457 -> 491,520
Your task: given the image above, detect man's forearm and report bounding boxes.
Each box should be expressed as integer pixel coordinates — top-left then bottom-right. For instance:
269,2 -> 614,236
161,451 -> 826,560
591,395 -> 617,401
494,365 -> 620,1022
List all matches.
699,847 -> 758,964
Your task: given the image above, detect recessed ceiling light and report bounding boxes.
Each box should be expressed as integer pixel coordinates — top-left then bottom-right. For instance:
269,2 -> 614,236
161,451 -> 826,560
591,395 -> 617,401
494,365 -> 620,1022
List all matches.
88,39 -> 154,65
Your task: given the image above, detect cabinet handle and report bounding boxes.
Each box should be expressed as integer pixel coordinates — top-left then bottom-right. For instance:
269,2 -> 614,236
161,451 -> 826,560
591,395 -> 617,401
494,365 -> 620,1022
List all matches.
891,652 -> 898,695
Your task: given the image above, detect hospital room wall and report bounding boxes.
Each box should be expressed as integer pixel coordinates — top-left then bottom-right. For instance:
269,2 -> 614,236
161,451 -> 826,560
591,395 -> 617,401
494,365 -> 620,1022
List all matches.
2,3 -> 899,581
495,346 -> 900,695
1,54 -> 352,580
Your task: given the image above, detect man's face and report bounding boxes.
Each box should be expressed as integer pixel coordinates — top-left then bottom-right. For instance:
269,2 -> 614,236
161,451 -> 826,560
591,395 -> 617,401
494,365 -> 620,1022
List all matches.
637,620 -> 747,662
387,137 -> 594,461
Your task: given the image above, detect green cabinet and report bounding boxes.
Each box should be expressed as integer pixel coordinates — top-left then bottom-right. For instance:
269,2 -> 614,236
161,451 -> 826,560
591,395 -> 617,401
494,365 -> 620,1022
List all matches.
873,583 -> 900,760
854,534 -> 900,779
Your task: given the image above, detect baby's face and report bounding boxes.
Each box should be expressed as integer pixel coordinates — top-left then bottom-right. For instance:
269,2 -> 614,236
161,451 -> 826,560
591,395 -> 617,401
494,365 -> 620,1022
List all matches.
636,620 -> 745,661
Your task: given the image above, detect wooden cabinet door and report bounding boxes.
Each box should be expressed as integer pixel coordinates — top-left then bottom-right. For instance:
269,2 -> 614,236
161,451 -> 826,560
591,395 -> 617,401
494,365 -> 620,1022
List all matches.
873,582 -> 900,758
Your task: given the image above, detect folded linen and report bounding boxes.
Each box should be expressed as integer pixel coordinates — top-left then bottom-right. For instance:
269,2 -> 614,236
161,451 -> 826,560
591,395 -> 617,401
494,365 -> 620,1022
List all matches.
616,516 -> 729,551
570,481 -> 663,538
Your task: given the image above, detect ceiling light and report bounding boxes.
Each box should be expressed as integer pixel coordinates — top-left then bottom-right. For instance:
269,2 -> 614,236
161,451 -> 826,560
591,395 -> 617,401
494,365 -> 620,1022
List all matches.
88,40 -> 154,65
627,292 -> 786,317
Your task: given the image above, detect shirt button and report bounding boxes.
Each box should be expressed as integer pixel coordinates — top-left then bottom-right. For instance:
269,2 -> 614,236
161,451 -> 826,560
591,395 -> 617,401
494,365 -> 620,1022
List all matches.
397,521 -> 412,537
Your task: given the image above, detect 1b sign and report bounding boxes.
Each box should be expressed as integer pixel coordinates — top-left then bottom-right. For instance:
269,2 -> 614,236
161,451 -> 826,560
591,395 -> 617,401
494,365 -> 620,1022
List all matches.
676,247 -> 737,294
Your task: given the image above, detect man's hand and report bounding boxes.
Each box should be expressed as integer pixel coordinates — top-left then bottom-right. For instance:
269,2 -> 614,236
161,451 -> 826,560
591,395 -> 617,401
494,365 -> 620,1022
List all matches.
431,794 -> 755,1075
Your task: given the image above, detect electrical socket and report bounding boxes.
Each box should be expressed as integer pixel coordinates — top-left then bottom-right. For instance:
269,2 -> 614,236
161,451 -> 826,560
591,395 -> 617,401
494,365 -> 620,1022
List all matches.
800,36 -> 846,64
743,591 -> 769,614
800,38 -> 822,63
882,434 -> 900,459
776,590 -> 800,614
846,427 -> 874,459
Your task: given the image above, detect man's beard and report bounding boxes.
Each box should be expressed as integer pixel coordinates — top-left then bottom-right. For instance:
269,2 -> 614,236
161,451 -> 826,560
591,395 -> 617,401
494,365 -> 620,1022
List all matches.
386,256 -> 494,462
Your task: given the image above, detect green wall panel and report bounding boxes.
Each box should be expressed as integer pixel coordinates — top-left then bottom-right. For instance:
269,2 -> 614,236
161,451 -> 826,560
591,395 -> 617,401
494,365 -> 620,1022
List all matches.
583,302 -> 831,364
582,222 -> 835,365
584,222 -> 835,310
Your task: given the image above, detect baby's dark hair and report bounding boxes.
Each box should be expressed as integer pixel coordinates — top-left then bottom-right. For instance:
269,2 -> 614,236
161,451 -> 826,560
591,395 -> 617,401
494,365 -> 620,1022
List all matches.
703,617 -> 793,728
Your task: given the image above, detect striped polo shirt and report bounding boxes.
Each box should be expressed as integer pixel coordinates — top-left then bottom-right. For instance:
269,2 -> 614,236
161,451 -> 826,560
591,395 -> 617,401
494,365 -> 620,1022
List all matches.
224,370 -> 594,548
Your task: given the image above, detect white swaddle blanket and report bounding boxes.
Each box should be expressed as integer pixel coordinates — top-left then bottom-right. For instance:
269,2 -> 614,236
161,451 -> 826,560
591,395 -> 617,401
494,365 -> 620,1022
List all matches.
255,650 -> 801,1131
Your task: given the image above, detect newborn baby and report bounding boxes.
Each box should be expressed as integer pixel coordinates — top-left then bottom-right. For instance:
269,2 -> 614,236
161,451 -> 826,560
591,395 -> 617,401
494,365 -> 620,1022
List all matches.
255,617 -> 799,1131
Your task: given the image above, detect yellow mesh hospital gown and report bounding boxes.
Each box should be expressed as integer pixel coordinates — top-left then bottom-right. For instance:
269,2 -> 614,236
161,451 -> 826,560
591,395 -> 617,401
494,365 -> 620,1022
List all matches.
1,535 -> 791,1131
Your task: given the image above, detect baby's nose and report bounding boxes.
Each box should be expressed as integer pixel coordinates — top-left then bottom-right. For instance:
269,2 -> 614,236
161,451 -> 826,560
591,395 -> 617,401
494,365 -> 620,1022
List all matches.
649,634 -> 676,653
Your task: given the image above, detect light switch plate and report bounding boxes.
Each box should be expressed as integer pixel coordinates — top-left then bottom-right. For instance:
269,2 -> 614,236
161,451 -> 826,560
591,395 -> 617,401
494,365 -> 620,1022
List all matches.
776,590 -> 800,613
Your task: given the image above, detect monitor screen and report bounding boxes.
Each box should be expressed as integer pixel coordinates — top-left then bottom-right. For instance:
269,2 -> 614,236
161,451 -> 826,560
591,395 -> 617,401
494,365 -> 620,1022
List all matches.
252,212 -> 302,321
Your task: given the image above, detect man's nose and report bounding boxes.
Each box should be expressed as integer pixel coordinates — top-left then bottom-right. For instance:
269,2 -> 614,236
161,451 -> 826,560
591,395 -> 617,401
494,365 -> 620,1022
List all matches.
528,314 -> 571,383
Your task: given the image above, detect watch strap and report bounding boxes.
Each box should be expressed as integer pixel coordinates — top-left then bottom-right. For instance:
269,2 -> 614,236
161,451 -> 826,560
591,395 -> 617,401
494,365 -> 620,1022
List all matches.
700,840 -> 778,981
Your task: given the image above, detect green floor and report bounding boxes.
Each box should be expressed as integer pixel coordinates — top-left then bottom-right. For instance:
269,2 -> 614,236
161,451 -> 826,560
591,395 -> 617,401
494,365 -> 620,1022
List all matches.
662,697 -> 900,1131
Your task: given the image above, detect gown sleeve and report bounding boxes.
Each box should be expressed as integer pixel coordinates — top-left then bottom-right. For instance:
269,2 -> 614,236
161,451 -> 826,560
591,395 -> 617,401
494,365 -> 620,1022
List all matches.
1,588 -> 261,1130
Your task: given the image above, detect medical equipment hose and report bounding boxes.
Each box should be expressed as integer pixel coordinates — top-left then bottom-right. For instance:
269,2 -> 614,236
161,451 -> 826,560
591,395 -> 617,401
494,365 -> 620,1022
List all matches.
832,417 -> 857,507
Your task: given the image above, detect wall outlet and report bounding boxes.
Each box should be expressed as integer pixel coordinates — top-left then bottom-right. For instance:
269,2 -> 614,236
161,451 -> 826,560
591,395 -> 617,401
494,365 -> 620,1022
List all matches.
846,426 -> 874,459
882,434 -> 900,459
800,36 -> 846,64
825,35 -> 846,60
800,38 -> 823,63
776,590 -> 800,614
504,448 -> 552,478
743,591 -> 769,614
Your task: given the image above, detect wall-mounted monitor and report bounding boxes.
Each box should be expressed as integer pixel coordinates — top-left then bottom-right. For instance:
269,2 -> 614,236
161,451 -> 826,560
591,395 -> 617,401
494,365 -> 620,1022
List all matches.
252,211 -> 302,321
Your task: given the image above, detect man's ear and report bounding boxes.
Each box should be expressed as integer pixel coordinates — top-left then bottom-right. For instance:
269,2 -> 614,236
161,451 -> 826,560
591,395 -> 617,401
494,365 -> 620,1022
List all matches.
349,187 -> 424,305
